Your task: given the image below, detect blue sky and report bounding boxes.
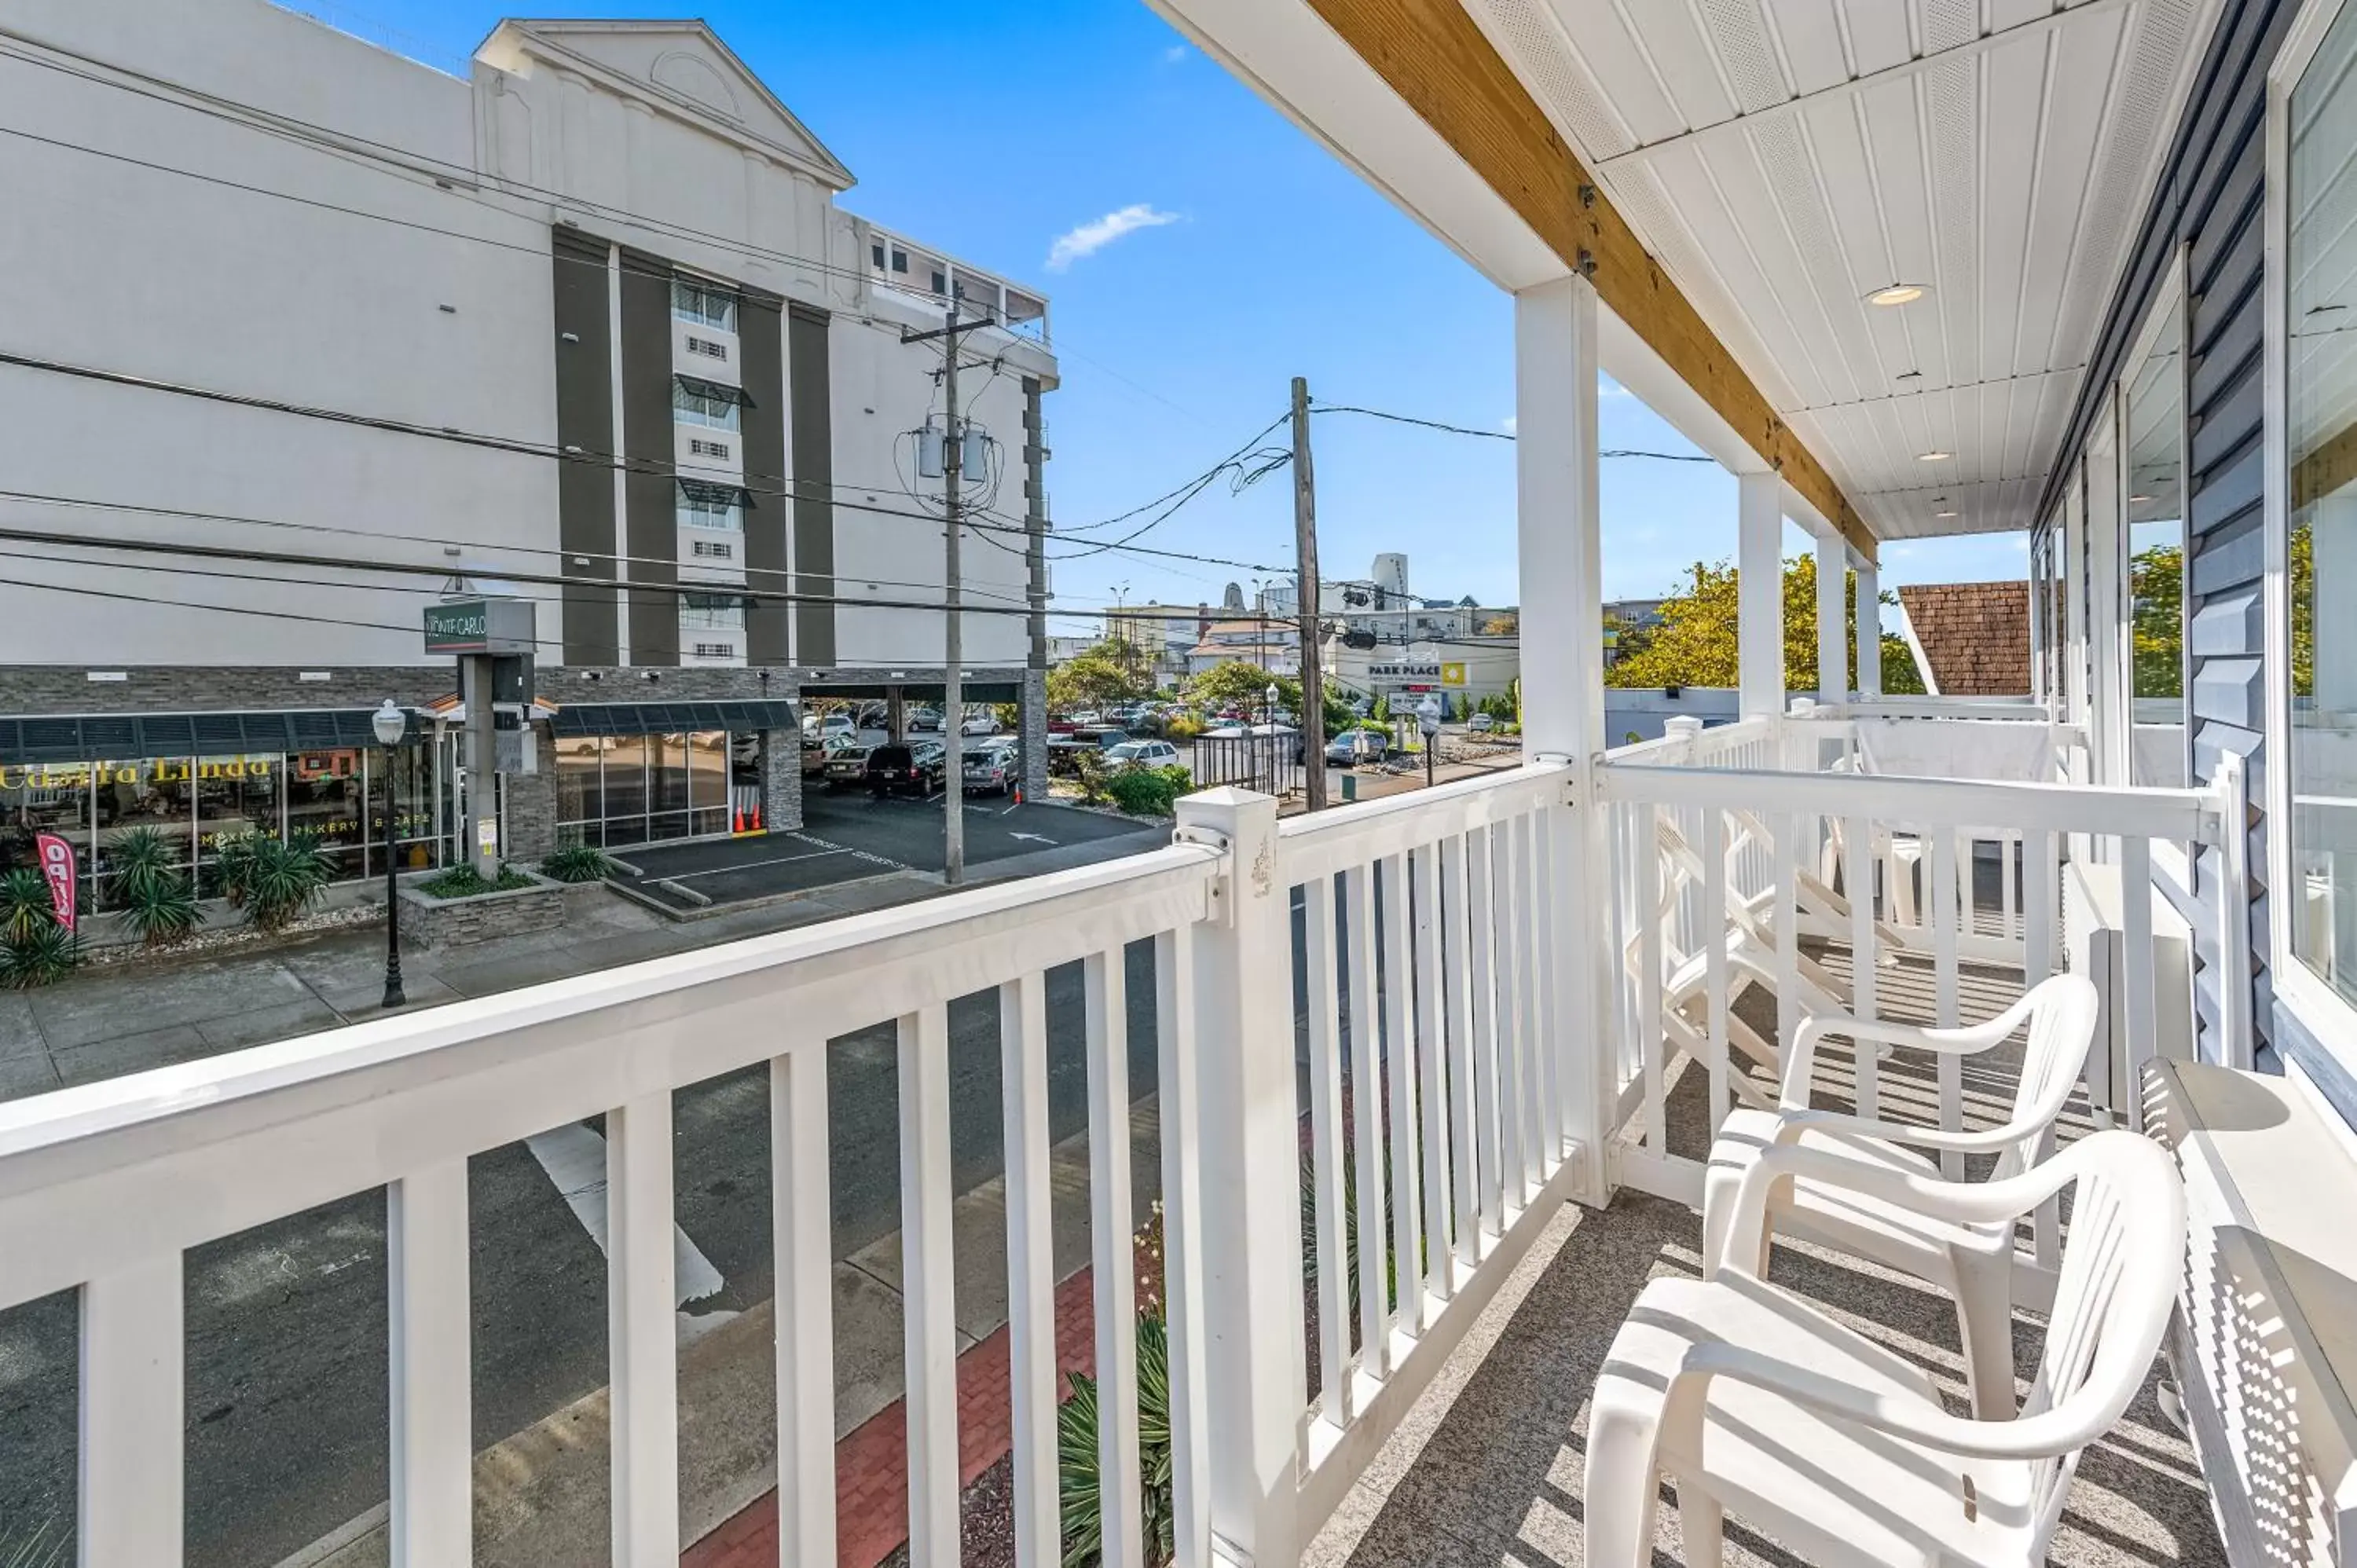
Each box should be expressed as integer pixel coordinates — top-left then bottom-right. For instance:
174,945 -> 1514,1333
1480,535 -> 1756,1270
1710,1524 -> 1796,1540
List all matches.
343,0 -> 2029,629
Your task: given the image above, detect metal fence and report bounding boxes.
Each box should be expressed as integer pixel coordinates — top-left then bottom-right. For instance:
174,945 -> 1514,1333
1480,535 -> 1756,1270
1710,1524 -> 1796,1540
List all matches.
1189,733 -> 1303,796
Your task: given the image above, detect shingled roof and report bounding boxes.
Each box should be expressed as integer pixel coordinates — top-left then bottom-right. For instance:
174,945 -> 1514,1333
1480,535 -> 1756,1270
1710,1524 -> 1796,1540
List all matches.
1895,581 -> 2031,698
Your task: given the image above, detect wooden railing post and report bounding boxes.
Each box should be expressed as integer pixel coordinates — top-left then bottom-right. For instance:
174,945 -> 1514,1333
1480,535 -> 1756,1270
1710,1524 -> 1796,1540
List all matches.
1175,786 -> 1303,1567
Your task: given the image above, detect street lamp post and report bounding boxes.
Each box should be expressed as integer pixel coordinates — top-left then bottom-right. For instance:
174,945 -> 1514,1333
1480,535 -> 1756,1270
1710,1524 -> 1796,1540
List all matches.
372,698 -> 408,1010
1264,680 -> 1280,796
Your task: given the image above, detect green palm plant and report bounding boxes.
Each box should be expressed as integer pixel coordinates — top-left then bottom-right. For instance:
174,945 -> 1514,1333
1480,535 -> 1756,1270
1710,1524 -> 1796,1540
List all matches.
1058,1314 -> 1174,1567
242,837 -> 329,932
103,826 -> 180,904
0,921 -> 79,991
0,869 -> 52,945
209,834 -> 258,906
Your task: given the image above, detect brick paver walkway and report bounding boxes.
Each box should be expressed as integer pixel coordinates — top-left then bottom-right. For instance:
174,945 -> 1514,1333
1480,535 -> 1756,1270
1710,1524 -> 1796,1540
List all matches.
682,1267 -> 1101,1568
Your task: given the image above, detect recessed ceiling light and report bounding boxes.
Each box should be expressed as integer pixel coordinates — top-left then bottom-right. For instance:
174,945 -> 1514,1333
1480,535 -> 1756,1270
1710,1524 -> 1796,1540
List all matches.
1866,283 -> 1930,306
1918,449 -> 1952,462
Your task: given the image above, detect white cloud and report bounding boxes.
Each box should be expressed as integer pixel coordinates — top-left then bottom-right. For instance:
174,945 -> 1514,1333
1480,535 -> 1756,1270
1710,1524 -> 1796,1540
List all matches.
1162,44 -> 1189,64
1047,204 -> 1182,271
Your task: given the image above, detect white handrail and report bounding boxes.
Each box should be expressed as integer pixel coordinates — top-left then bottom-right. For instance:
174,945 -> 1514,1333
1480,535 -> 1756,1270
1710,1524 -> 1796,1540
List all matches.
1599,761 -> 2222,844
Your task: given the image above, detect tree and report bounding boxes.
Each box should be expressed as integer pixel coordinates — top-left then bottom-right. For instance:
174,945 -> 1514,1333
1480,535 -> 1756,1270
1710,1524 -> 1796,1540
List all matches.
1186,662 -> 1353,734
1047,638 -> 1150,713
2130,543 -> 2183,698
1602,555 -> 1926,695
1479,613 -> 1520,636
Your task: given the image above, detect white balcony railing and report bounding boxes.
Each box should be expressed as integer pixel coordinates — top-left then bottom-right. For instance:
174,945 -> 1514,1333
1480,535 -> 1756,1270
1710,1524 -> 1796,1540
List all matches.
0,714 -> 2260,1566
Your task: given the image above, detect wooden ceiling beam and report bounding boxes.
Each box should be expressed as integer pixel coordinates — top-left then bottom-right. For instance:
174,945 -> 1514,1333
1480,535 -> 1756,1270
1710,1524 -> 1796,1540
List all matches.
1304,0 -> 1874,558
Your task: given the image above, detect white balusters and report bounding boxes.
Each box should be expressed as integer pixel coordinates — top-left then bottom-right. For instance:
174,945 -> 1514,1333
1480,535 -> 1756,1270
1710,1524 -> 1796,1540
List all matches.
1701,805 -> 1731,1133
1410,844 -> 1451,1302
1084,950 -> 1145,1568
898,1008 -> 960,1566
390,1160 -> 472,1568
1153,927 -> 1213,1568
1929,830 -> 1964,1178
2120,836 -> 2157,1132
999,974 -> 1058,1568
1379,852 -> 1426,1335
608,1092 -> 680,1566
1343,864 -> 1388,1374
1465,825 -> 1502,1234
1842,811 -> 1878,1120
1442,837 -> 1477,1273
1303,880 -> 1350,1424
82,1257 -> 184,1568
772,1045 -> 837,1568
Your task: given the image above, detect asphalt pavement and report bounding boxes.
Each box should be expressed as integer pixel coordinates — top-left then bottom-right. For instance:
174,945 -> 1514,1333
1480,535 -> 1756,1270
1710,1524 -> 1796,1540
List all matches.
0,943 -> 1166,1568
624,794 -> 1165,911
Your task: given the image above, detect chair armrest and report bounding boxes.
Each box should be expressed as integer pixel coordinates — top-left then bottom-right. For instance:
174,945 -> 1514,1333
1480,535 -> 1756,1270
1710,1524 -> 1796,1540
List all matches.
1666,1339 -> 2112,1460
1776,1107 -> 2033,1156
1720,1141 -> 2078,1272
1776,989 -> 2042,1109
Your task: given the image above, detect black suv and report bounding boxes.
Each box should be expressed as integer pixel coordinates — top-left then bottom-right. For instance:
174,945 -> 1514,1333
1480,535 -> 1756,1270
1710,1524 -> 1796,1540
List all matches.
863,741 -> 946,797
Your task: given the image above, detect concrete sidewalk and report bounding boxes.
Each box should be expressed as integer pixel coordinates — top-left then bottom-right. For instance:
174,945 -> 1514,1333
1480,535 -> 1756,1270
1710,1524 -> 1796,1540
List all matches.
0,814 -> 1171,1102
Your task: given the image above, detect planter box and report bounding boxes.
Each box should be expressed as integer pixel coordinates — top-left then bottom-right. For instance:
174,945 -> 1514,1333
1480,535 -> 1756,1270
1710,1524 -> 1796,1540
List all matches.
396,870 -> 567,948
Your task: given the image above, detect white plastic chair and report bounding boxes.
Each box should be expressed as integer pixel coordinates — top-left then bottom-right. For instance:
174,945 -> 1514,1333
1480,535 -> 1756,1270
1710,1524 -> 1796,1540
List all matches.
1698,973 -> 2099,1419
1586,1130 -> 2183,1568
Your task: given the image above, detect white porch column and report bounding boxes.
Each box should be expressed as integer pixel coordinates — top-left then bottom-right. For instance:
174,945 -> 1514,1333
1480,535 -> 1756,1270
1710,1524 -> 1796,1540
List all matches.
1854,559 -> 1882,697
1513,273 -> 1611,1197
1815,530 -> 1849,704
1515,277 -> 1602,757
1738,471 -> 1785,720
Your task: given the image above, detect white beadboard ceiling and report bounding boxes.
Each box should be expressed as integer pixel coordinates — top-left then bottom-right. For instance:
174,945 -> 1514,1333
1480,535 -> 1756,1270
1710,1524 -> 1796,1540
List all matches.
1465,0 -> 2220,540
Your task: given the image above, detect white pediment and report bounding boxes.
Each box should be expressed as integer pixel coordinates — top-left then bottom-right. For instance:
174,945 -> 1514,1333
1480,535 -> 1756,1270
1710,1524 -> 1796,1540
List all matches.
479,19 -> 855,190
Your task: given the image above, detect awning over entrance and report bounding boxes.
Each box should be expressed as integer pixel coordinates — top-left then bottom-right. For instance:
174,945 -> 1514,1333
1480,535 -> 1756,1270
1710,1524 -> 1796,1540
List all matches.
546,700 -> 798,737
0,708 -> 420,764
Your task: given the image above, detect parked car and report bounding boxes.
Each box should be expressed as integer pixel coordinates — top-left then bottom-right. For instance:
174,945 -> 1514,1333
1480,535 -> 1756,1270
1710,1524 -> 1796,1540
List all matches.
823,743 -> 871,789
959,712 -> 998,736
865,742 -> 945,797
804,712 -> 857,742
1105,739 -> 1182,772
1065,709 -> 1102,727
905,707 -> 944,734
1468,713 -> 1496,733
962,738 -> 1022,795
1325,729 -> 1388,766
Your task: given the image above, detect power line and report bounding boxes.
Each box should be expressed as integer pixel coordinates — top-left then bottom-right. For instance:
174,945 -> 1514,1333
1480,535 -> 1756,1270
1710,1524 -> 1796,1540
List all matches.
0,350 -> 1293,576
1311,401 -> 1718,461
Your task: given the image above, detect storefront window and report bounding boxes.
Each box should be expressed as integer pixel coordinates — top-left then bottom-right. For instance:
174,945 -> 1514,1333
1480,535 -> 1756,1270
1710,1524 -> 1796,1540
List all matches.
365,744 -> 442,877
91,758 -> 198,910
0,760 -> 94,892
689,731 -> 728,836
285,749 -> 367,881
2288,2 -> 2357,1004
2124,272 -> 2186,786
554,736 -> 604,848
650,733 -> 692,841
195,755 -> 280,896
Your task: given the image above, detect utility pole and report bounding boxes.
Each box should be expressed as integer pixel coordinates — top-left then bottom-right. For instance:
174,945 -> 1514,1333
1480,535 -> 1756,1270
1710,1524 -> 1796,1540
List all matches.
1291,376 -> 1328,810
904,305 -> 995,885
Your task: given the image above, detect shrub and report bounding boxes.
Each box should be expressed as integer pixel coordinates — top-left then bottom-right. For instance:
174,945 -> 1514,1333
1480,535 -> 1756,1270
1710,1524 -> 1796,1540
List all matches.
0,921 -> 79,991
417,864 -> 536,899
541,844 -> 616,884
1058,1313 -> 1174,1568
1072,748 -> 1111,804
104,826 -> 181,905
210,834 -> 258,906
1163,712 -> 1205,741
121,873 -> 203,947
243,837 -> 330,932
0,869 -> 51,946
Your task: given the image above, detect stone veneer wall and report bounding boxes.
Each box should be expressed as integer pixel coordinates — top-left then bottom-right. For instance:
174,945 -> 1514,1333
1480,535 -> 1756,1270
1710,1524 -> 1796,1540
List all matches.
1020,666 -> 1049,803
761,727 -> 803,831
396,871 -> 566,947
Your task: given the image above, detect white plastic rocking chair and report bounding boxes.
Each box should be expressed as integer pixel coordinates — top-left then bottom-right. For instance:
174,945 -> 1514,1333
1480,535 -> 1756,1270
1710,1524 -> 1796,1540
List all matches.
1585,1129 -> 2184,1568
1697,973 -> 2099,1419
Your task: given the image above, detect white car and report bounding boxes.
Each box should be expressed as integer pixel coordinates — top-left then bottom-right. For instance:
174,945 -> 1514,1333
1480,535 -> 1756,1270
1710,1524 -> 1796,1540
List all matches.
1104,739 -> 1182,771
960,713 -> 998,736
804,713 -> 856,742
1468,713 -> 1496,733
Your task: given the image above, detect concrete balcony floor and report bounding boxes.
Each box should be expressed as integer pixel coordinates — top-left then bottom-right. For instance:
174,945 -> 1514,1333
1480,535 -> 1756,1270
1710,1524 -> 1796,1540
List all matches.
1307,947 -> 2225,1567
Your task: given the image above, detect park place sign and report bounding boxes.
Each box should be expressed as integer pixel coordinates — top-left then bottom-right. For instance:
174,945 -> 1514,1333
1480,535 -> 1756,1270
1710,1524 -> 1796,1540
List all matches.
423,597 -> 536,655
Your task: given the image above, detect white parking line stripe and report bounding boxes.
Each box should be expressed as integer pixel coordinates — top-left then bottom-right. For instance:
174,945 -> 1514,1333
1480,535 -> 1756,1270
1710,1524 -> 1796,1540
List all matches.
524,1124 -> 728,1306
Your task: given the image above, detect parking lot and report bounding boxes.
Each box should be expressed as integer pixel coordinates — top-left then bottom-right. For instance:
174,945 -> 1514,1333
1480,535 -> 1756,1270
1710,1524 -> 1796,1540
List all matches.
620,789 -> 1169,911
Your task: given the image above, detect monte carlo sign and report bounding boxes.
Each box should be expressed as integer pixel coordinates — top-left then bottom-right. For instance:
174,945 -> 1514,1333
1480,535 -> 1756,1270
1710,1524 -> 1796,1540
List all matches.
423,597 -> 536,655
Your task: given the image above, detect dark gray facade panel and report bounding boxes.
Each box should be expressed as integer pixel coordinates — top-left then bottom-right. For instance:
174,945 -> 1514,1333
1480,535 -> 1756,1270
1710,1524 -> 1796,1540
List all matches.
786,302 -> 835,668
552,231 -> 620,665
2037,0 -> 2294,1060
619,250 -> 680,667
739,296 -> 790,664
2189,587 -> 2264,655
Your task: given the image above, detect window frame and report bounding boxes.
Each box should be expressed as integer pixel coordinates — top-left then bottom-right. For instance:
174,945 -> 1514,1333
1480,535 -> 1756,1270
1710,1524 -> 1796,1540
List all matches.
2267,0 -> 2357,1073
669,277 -> 738,333
2117,247 -> 2192,786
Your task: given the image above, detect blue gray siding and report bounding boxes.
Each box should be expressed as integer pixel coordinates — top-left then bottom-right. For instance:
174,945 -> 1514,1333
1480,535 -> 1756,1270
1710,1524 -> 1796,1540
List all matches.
2040,0 -> 2294,1061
